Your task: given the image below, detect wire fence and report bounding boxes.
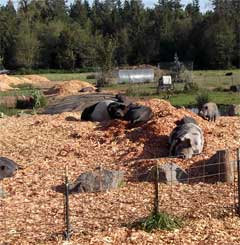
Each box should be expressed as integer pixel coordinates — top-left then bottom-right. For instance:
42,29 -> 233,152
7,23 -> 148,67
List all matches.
0,149 -> 240,242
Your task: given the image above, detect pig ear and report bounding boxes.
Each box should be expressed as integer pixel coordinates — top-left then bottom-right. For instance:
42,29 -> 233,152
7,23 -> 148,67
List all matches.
119,104 -> 126,110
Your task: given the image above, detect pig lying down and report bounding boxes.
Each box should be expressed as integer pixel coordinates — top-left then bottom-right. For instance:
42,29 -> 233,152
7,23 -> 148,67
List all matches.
81,100 -> 127,121
123,104 -> 153,125
199,102 -> 219,122
81,98 -> 153,125
0,157 -> 19,179
169,116 -> 204,159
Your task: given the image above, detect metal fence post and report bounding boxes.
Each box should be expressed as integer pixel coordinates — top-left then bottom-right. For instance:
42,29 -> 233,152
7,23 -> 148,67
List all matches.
237,149 -> 240,216
153,163 -> 159,215
64,166 -> 71,240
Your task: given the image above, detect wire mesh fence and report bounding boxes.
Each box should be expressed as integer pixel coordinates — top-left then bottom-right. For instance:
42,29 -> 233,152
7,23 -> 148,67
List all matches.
0,149 -> 239,242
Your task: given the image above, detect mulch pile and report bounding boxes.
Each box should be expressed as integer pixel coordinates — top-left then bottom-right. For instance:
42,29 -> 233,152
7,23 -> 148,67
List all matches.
45,80 -> 95,96
1,99 -> 240,244
0,74 -> 51,91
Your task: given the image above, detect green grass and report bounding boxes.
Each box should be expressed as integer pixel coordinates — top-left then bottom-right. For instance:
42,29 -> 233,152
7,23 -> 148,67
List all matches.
193,69 -> 240,76
130,212 -> 182,232
0,85 -> 39,97
104,75 -> 240,107
0,106 -> 21,116
192,70 -> 240,90
163,91 -> 240,107
36,73 -> 96,83
5,69 -> 240,108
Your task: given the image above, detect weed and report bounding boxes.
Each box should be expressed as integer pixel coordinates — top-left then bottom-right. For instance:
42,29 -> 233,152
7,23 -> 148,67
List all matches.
130,211 -> 182,232
195,91 -> 210,109
31,90 -> 47,108
183,82 -> 199,92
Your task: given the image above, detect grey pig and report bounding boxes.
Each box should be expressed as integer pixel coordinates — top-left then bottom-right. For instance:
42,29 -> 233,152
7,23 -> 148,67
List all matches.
169,122 -> 204,159
199,102 -> 219,122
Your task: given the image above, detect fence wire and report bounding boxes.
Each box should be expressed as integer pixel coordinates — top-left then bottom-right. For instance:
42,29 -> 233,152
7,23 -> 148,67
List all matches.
0,151 -> 239,242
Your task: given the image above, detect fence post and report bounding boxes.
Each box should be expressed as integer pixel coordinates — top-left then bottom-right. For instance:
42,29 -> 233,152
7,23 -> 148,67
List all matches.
64,166 -> 71,240
237,149 -> 240,216
153,163 -> 159,215
220,150 -> 233,183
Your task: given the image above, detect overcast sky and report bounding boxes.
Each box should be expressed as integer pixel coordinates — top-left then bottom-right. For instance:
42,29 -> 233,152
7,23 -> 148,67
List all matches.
0,0 -> 212,12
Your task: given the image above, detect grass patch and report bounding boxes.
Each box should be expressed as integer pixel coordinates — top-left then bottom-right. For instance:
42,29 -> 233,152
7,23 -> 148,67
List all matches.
38,73 -> 96,83
130,212 -> 182,232
0,87 -> 47,115
11,83 -> 34,90
0,106 -> 20,116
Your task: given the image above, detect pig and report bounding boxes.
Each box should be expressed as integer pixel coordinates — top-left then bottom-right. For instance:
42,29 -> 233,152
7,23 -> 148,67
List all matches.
79,87 -> 96,93
0,157 -> 19,179
115,94 -> 132,107
175,116 -> 197,126
169,120 -> 204,159
123,104 -> 153,125
199,102 -> 219,122
81,100 -> 127,122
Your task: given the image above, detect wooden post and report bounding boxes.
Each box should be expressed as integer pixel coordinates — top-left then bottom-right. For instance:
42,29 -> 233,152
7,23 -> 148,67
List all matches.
237,149 -> 240,216
218,150 -> 234,183
64,166 -> 71,240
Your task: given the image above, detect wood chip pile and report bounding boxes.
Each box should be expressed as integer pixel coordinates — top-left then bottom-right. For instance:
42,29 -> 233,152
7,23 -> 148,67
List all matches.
45,80 -> 95,96
0,74 -> 51,91
0,99 -> 240,244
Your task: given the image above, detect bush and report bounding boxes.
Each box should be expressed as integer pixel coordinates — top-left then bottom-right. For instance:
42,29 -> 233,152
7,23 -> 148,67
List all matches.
86,74 -> 96,79
131,212 -> 182,232
31,90 -> 47,108
213,86 -> 225,92
126,85 -> 153,97
195,91 -> 210,109
183,82 -> 199,92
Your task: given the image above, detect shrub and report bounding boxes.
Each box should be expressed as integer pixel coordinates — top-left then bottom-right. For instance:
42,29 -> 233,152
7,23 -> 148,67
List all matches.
86,74 -> 96,79
195,91 -> 210,109
213,86 -> 225,92
183,82 -> 199,92
31,90 -> 47,108
126,85 -> 153,97
131,212 -> 182,232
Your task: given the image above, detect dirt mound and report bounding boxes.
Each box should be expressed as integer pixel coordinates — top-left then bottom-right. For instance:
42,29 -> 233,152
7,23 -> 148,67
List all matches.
45,80 -> 95,96
23,75 -> 50,83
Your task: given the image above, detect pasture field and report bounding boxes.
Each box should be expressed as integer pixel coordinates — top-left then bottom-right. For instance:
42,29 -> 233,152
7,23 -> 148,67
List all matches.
104,69 -> 240,107
1,69 -> 240,115
22,72 -> 96,83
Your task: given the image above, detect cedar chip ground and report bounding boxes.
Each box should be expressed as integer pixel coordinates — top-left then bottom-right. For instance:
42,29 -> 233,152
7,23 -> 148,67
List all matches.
1,99 -> 240,244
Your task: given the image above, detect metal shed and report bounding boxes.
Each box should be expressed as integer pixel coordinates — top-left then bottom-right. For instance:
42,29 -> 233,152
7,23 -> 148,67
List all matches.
118,69 -> 154,83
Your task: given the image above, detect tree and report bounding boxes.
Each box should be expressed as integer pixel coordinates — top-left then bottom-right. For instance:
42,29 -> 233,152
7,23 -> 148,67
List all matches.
15,20 -> 39,69
70,0 -> 88,27
45,0 -> 69,21
0,0 -> 17,68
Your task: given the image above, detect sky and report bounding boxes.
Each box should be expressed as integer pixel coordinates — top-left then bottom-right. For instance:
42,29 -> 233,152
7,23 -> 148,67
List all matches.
0,0 -> 212,12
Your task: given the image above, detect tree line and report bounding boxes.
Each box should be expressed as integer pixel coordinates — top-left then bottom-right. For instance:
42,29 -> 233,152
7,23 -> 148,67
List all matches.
0,0 -> 239,71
